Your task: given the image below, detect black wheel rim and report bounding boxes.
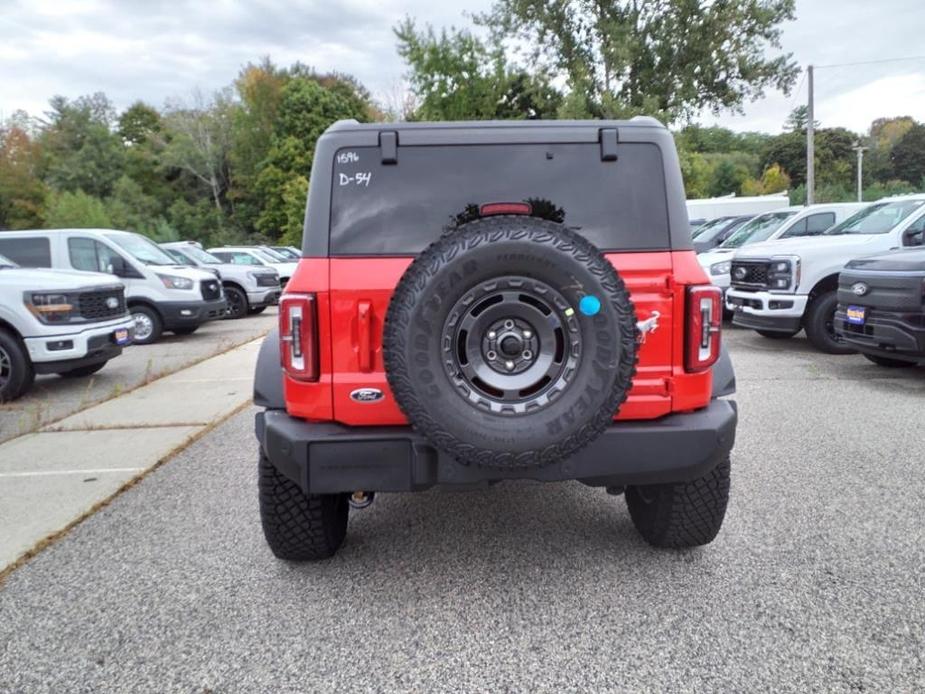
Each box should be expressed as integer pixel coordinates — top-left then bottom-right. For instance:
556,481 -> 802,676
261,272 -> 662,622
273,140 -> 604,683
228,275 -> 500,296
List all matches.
441,276 -> 582,414
227,291 -> 245,317
0,345 -> 10,388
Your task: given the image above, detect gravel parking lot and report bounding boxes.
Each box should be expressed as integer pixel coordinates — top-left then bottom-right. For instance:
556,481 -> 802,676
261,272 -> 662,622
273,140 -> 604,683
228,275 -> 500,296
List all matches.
1,327 -> 923,693
0,311 -> 275,443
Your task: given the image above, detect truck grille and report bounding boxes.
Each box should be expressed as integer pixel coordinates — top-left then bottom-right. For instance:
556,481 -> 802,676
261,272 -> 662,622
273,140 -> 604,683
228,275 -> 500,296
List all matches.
200,279 -> 222,301
77,288 -> 126,320
730,261 -> 770,289
255,274 -> 280,288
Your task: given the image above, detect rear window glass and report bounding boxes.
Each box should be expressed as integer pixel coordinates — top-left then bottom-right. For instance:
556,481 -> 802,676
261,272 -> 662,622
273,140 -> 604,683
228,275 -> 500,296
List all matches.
0,236 -> 52,267
329,143 -> 670,255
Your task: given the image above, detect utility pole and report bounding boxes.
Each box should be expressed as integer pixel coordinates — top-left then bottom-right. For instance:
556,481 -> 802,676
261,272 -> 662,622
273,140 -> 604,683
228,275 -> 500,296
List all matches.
806,64 -> 815,206
853,142 -> 868,202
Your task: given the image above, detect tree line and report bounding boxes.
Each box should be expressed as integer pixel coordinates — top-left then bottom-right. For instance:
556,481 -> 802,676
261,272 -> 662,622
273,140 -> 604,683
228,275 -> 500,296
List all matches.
1,0 -> 923,245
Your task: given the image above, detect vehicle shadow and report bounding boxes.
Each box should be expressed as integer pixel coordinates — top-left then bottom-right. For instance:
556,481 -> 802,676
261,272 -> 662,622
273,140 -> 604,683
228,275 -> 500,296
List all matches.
282,480 -> 720,593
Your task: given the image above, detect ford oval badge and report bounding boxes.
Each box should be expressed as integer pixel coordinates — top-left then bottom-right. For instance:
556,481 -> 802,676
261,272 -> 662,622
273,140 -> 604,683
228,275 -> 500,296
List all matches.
350,388 -> 384,403
851,282 -> 868,296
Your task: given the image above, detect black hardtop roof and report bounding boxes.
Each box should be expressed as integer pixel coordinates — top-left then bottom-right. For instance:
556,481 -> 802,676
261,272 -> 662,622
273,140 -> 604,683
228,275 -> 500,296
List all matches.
325,116 -> 666,134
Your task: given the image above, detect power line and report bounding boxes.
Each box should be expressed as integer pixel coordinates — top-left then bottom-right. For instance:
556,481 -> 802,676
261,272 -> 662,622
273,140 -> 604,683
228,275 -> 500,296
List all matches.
815,55 -> 925,70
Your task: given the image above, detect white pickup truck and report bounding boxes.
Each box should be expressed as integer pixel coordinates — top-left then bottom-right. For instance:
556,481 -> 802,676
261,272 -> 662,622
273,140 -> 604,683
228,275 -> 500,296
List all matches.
0,253 -> 134,401
726,195 -> 925,353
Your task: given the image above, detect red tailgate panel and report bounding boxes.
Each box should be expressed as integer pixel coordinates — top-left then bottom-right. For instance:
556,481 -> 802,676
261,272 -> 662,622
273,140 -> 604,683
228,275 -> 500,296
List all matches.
315,251 -> 693,426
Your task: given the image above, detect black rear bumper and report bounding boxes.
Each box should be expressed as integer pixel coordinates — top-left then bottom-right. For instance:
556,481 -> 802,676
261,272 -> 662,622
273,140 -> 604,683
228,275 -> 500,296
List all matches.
256,399 -> 737,493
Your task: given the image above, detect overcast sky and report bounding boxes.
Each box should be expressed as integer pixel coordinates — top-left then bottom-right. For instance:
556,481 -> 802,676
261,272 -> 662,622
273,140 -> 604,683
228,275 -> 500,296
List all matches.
1,0 -> 923,134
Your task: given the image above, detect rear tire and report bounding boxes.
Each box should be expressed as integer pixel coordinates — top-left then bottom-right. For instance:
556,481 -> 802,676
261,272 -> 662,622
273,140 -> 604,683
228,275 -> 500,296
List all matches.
756,329 -> 799,339
130,305 -> 163,345
863,353 -> 916,368
258,451 -> 349,560
626,457 -> 731,548
804,291 -> 855,355
58,361 -> 107,378
0,329 -> 34,402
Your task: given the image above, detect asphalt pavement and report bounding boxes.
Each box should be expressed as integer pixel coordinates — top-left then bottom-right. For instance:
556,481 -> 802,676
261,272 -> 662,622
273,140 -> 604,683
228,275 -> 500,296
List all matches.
1,327 -> 923,693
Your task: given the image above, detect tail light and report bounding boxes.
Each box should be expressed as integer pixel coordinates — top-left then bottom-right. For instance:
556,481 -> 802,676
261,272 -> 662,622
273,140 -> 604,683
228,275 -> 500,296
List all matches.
685,285 -> 722,372
280,293 -> 319,381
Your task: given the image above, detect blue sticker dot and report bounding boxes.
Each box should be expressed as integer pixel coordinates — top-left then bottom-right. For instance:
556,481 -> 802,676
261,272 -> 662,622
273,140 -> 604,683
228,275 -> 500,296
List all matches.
579,295 -> 601,316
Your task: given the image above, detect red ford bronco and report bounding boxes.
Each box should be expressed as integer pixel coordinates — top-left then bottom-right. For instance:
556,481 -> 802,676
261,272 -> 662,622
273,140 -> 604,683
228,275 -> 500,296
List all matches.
253,118 -> 737,560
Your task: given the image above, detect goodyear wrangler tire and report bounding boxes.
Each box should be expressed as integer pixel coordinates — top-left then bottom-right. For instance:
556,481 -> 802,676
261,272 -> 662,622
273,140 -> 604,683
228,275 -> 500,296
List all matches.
383,216 -> 638,469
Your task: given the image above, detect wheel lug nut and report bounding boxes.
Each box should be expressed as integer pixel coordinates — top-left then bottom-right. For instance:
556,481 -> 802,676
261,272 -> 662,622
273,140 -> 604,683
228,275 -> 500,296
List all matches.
504,320 -> 514,329
487,350 -> 497,360
488,331 -> 496,340
522,350 -> 532,360
505,360 -> 515,371
523,330 -> 532,339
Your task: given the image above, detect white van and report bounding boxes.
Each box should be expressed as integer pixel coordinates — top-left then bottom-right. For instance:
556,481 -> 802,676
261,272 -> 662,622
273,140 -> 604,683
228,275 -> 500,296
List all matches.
0,229 -> 227,344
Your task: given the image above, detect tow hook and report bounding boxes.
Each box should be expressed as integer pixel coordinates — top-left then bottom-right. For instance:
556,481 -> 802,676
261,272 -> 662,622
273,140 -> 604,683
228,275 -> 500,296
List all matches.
349,491 -> 375,509
636,310 -> 660,343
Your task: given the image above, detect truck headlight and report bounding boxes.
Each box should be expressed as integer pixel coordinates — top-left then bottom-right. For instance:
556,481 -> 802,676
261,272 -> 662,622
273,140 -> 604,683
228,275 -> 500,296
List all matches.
768,256 -> 800,292
710,261 -> 731,276
156,273 -> 195,290
25,292 -> 75,324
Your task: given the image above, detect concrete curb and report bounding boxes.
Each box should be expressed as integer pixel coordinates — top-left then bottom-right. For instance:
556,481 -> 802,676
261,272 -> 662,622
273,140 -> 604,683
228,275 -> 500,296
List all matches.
0,336 -> 265,576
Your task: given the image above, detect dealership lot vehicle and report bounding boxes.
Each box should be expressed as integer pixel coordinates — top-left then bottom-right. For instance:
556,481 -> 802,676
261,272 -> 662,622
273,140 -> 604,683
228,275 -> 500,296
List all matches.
0,229 -> 227,345
835,245 -> 925,366
692,214 -> 752,253
254,118 -> 737,560
727,195 -> 925,353
208,246 -> 298,287
268,245 -> 301,260
699,203 -> 868,298
161,241 -> 281,319
0,254 -> 133,401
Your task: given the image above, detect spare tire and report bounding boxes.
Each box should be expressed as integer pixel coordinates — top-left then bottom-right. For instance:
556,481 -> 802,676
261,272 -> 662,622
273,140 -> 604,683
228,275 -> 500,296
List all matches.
383,216 -> 638,469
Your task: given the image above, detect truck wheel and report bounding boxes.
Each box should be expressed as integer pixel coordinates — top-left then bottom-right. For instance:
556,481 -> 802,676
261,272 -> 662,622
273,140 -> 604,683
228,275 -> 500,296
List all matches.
224,286 -> 248,319
130,305 -> 163,345
0,329 -> 35,402
803,291 -> 855,355
755,329 -> 799,339
59,361 -> 107,378
863,354 -> 915,368
258,451 -> 349,560
626,457 -> 731,548
384,216 -> 638,469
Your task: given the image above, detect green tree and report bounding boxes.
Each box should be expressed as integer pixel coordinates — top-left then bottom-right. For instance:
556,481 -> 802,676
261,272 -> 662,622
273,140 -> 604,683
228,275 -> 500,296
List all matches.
254,77 -> 366,238
160,89 -> 236,214
40,93 -> 125,198
891,124 -> 925,184
783,105 -> 819,133
477,0 -> 798,122
44,190 -> 111,228
708,159 -> 749,197
395,19 -> 561,120
0,119 -> 46,229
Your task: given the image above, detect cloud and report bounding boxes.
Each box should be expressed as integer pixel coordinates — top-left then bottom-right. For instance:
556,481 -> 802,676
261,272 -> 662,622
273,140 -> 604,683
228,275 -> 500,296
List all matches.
0,0 -> 923,135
